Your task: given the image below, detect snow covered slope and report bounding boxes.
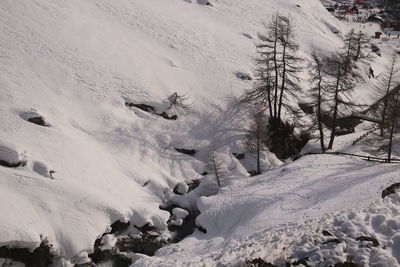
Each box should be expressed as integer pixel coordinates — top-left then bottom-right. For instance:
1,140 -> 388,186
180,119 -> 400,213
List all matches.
0,0 -> 347,262
133,155 -> 400,266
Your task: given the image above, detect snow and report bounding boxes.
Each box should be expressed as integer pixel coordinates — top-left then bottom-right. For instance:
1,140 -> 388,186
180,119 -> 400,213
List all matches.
0,141 -> 25,165
172,208 -> 189,220
133,155 -> 400,266
0,0 -> 399,265
99,234 -> 118,251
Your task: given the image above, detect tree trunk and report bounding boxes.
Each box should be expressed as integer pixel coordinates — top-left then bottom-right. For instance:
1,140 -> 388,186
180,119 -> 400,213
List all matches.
317,74 -> 325,153
388,90 -> 399,162
381,59 -> 395,136
328,63 -> 341,150
256,135 -> 261,174
273,16 -> 279,119
278,40 -> 288,120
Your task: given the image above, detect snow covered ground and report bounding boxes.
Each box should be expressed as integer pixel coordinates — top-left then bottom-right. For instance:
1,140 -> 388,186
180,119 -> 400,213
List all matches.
133,154 -> 400,266
1,0 -> 399,266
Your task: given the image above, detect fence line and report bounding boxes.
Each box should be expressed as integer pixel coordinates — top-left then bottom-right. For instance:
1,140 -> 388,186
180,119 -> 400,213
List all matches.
304,151 -> 400,163
352,128 -> 378,146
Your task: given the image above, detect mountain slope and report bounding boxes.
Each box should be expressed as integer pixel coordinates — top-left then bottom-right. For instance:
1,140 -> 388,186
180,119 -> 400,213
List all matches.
0,0 -> 347,262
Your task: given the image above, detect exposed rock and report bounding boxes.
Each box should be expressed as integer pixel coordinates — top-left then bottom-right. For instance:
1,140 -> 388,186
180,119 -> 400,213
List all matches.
236,71 -> 253,81
20,111 -> 50,127
382,183 -> 400,198
248,170 -> 259,177
292,257 -> 310,267
232,153 -> 245,160
27,116 -> 50,127
116,232 -> 167,257
0,141 -> 26,168
173,182 -> 189,195
298,102 -> 314,115
246,258 -> 276,267
322,238 -> 341,245
0,239 -> 54,267
0,160 -> 26,168
125,102 -> 155,112
322,230 -> 334,236
334,261 -> 359,267
158,112 -> 178,120
187,179 -> 200,192
126,102 -> 178,120
356,236 -> 379,247
110,220 -> 130,235
175,147 -> 196,156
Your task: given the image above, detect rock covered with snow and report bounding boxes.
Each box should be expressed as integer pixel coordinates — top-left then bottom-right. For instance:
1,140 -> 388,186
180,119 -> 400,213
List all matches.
172,208 -> 189,220
0,141 -> 25,167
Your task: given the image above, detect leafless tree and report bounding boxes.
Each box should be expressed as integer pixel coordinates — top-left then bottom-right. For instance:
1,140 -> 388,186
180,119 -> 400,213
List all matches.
354,31 -> 370,61
307,51 -> 327,152
325,54 -> 357,149
242,12 -> 302,121
342,29 -> 357,71
276,16 -> 302,120
388,88 -> 400,162
242,54 -> 275,118
375,54 -> 399,136
245,109 -> 268,174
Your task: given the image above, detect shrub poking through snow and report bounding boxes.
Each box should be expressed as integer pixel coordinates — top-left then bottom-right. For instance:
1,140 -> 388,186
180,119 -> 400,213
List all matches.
167,92 -> 190,110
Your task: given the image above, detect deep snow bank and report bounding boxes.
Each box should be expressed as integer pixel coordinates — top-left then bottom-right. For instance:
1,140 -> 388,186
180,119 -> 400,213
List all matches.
133,155 -> 400,266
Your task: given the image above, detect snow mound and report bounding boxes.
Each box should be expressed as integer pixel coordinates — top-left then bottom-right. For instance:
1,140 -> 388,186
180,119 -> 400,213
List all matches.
0,141 -> 25,166
133,155 -> 400,266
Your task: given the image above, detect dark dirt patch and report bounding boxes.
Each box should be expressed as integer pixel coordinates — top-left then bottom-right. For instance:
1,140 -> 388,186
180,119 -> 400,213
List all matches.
0,239 -> 54,267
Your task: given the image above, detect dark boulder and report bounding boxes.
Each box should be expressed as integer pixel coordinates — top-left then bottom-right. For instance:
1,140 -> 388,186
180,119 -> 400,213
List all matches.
175,147 -> 196,156
0,239 -> 54,267
356,236 -> 379,247
0,160 -> 26,168
232,153 -> 245,160
27,116 -> 50,127
382,183 -> 400,198
125,102 -> 155,112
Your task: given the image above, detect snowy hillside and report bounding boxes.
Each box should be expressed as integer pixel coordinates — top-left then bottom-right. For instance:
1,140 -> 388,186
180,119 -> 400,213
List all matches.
2,0 -> 398,266
134,155 -> 400,266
